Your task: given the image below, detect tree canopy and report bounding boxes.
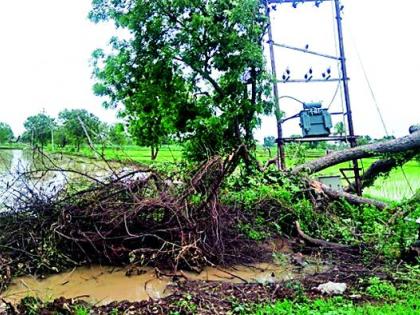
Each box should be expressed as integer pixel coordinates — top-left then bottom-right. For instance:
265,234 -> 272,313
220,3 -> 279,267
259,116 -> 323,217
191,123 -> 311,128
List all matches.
333,122 -> 346,137
23,113 -> 54,148
108,123 -> 128,146
58,109 -> 101,151
90,0 -> 272,160
0,122 -> 14,144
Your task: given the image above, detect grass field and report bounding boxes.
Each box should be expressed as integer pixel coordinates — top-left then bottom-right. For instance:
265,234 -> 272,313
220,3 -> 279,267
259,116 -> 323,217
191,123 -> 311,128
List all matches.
45,144 -> 420,201
316,158 -> 419,201
0,143 -> 26,150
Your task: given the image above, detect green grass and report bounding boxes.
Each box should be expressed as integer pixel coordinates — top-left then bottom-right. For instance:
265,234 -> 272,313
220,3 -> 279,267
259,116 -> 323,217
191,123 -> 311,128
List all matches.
0,143 -> 26,150
47,144 -> 184,165
249,297 -> 419,315
317,159 -> 419,201
245,269 -> 420,315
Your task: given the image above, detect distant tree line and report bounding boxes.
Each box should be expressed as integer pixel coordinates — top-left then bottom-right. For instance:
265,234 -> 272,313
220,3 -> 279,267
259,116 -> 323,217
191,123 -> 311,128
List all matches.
16,109 -> 130,151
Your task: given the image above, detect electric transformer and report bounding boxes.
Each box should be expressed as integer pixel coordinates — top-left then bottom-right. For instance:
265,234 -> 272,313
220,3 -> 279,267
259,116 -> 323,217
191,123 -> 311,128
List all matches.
299,102 -> 332,137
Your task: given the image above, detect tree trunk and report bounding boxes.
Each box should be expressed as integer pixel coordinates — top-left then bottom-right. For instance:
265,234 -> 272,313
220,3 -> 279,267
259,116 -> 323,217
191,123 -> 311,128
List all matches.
292,131 -> 420,175
151,146 -> 159,160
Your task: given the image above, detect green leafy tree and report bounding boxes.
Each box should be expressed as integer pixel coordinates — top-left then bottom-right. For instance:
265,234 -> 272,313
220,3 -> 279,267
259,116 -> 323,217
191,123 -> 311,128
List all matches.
357,135 -> 372,146
108,123 -> 128,146
382,135 -> 396,141
90,0 -> 271,161
58,109 -> 101,151
0,122 -> 14,144
263,136 -> 276,148
54,126 -> 69,149
333,122 -> 346,137
263,136 -> 276,157
23,113 -> 55,148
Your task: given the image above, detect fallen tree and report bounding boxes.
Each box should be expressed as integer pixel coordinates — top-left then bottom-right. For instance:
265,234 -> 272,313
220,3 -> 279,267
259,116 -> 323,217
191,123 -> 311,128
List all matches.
346,151 -> 417,193
292,131 -> 420,175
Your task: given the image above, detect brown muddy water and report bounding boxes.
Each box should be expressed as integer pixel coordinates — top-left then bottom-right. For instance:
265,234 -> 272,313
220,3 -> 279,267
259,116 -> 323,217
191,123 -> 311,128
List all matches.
1,262 -> 327,306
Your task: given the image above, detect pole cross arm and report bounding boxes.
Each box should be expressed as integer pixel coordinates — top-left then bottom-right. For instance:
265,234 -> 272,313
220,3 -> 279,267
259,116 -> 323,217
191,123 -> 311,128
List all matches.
272,42 -> 341,61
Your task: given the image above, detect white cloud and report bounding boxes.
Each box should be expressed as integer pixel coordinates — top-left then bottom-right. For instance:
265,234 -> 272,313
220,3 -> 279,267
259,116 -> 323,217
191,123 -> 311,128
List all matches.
0,0 -> 418,140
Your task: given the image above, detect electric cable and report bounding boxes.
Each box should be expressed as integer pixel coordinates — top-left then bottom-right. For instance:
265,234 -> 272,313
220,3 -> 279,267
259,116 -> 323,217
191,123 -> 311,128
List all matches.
401,166 -> 414,195
353,44 -> 390,137
278,95 -> 306,105
346,10 -> 414,195
327,82 -> 341,109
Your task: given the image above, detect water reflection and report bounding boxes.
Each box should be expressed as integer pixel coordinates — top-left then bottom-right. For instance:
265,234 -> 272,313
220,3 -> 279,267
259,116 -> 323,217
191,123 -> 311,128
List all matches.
0,150 -> 31,207
0,149 -> 144,210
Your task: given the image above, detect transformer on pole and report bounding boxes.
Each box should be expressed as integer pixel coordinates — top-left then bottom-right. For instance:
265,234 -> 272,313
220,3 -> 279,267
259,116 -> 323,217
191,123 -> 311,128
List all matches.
264,0 -> 362,195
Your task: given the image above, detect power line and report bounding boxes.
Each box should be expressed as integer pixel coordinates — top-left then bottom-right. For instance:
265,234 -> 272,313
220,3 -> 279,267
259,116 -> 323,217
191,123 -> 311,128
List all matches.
351,36 -> 390,136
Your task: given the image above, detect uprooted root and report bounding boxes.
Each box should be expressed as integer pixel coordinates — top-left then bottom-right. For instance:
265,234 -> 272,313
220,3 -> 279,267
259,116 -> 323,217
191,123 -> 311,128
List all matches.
0,147 -> 267,290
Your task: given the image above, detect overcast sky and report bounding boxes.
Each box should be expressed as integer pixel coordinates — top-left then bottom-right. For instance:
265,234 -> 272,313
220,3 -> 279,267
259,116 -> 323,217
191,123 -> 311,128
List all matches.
0,0 -> 419,140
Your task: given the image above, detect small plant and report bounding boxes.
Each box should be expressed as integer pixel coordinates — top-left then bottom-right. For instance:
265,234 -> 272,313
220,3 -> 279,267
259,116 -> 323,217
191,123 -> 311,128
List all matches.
110,308 -> 120,315
284,280 -> 307,303
366,277 -> 397,299
20,296 -> 42,315
73,305 -> 91,315
272,252 -> 288,265
230,298 -> 252,315
237,222 -> 269,241
175,294 -> 197,314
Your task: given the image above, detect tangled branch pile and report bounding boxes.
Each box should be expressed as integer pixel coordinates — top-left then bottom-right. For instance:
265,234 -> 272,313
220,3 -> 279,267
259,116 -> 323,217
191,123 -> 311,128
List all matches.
0,148 -> 265,291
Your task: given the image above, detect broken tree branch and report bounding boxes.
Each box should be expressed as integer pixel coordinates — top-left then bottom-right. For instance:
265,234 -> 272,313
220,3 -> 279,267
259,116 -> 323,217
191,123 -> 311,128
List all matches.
310,180 -> 388,209
295,221 -> 349,249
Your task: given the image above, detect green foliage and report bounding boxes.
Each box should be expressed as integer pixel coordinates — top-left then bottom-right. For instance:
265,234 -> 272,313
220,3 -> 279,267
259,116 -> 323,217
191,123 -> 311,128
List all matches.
248,297 -> 419,315
174,294 -> 197,314
19,297 -> 43,315
394,262 -> 420,284
90,0 -> 272,161
108,123 -> 128,146
58,109 -> 101,151
333,121 -> 346,136
366,277 -> 398,299
223,170 -> 419,260
357,135 -> 372,145
73,305 -> 91,315
0,122 -> 14,144
233,279 -> 419,315
23,113 -> 55,148
272,252 -> 288,265
286,143 -> 306,167
109,308 -> 119,315
263,136 -> 276,157
263,136 -> 276,148
238,221 -> 269,241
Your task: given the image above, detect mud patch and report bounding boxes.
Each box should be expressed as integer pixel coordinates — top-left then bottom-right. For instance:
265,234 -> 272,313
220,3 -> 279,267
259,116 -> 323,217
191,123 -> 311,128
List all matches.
1,261 -> 328,306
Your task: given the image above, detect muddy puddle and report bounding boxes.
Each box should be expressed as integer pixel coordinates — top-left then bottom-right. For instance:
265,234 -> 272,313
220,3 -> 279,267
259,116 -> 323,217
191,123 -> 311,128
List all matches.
1,262 -> 327,305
